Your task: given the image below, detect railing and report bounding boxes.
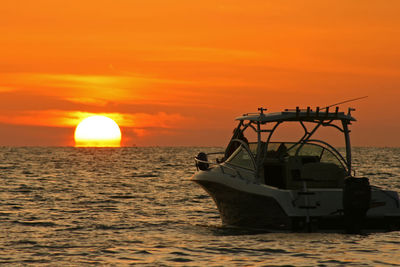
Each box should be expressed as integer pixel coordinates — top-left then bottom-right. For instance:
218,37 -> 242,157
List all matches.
194,147 -> 256,181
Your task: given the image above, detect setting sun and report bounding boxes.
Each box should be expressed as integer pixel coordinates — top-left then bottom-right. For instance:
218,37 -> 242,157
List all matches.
74,115 -> 122,147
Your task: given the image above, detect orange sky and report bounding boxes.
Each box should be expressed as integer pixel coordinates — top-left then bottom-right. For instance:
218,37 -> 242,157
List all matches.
0,0 -> 399,146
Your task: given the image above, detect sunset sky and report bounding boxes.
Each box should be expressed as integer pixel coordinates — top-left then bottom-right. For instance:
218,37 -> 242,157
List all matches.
0,0 -> 399,146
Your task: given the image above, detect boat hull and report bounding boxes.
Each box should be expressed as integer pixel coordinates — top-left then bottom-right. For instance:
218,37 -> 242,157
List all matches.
195,180 -> 291,230
194,179 -> 400,232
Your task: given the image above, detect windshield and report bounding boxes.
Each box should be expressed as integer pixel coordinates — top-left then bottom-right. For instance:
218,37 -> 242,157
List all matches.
226,146 -> 255,170
249,141 -> 346,169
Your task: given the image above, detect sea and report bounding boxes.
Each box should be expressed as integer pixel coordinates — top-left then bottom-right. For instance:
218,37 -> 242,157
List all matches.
0,147 -> 399,266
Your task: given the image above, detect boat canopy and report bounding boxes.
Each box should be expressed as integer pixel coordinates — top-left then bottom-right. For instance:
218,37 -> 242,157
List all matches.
236,107 -> 356,123
222,107 -> 358,182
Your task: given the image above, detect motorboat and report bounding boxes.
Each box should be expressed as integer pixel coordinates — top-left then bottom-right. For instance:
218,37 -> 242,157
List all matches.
192,107 -> 400,232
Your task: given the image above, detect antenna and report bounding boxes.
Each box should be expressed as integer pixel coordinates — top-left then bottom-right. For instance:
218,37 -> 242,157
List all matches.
320,96 -> 368,110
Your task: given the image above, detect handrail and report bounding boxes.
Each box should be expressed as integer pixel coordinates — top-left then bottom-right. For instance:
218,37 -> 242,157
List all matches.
193,151 -> 224,167
194,143 -> 257,180
194,157 -> 248,179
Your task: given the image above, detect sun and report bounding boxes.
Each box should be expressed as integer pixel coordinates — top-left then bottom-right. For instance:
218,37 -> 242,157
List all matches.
74,115 -> 122,147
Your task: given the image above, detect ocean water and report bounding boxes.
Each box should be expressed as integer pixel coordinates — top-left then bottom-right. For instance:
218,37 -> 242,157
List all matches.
0,147 -> 399,266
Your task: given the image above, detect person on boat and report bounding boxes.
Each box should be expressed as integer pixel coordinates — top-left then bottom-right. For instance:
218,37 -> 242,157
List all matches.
221,128 -> 248,162
265,142 -> 288,159
276,142 -> 288,159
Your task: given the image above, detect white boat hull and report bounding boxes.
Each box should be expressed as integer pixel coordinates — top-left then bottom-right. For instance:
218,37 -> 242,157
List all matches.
192,166 -> 400,232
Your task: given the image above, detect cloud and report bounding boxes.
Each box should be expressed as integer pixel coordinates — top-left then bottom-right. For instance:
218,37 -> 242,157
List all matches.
0,72 -> 218,108
0,86 -> 15,92
0,109 -> 191,131
0,73 -> 150,105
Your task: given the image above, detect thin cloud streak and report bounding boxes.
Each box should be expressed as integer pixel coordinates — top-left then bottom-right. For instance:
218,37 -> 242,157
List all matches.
0,109 -> 190,130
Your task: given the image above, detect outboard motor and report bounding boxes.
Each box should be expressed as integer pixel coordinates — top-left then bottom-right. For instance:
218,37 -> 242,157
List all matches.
343,177 -> 371,233
195,152 -> 209,171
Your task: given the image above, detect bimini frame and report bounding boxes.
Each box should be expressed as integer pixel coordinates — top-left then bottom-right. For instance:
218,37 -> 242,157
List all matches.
226,107 -> 356,183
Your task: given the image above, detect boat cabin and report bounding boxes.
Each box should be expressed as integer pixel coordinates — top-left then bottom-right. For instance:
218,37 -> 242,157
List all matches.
223,107 -> 356,189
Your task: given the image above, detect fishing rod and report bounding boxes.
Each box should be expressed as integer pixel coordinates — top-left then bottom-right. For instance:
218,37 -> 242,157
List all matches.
320,96 -> 368,110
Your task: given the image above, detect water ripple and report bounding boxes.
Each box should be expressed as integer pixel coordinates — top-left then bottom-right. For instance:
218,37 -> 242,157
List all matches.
0,147 -> 398,266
